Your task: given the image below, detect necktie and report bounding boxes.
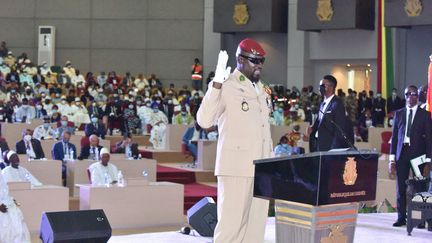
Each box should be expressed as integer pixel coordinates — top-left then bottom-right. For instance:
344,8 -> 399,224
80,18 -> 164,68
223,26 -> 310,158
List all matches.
319,102 -> 326,121
407,109 -> 413,138
26,142 -> 30,150
64,143 -> 68,154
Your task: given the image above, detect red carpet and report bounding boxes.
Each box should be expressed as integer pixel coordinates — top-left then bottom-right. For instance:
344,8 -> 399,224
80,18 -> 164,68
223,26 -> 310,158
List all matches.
157,165 -> 217,211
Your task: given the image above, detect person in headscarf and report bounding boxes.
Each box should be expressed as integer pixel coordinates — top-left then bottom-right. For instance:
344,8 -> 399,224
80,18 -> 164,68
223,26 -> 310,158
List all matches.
88,147 -> 119,186
0,168 -> 31,243
2,150 -> 42,186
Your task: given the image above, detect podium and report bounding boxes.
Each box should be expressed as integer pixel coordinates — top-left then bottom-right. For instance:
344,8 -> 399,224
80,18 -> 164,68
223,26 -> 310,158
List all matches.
254,151 -> 378,243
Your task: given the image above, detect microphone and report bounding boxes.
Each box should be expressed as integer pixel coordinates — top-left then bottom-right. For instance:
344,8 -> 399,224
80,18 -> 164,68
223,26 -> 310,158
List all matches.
317,103 -> 358,151
180,226 -> 191,235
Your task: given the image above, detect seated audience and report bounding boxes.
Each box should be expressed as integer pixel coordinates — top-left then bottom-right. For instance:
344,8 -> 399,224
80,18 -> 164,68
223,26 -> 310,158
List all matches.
182,122 -> 207,162
34,101 -> 47,120
78,135 -> 103,160
55,115 -> 75,138
85,115 -> 107,139
2,150 -> 42,186
33,116 -> 56,140
15,129 -> 45,159
114,133 -> 138,158
88,148 -> 119,186
15,98 -> 35,123
52,131 -> 77,161
149,103 -> 169,149
0,170 -> 31,243
173,106 -> 194,125
274,136 -> 295,157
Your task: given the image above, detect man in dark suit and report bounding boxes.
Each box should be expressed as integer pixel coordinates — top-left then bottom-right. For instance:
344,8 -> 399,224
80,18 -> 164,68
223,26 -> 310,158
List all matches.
52,131 -> 77,161
78,134 -> 103,160
308,75 -> 353,152
85,115 -> 107,139
389,85 -> 432,227
387,88 -> 404,114
15,129 -> 45,159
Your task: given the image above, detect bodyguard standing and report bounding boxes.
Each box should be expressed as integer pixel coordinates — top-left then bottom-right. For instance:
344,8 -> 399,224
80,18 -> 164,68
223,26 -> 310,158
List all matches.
389,85 -> 432,227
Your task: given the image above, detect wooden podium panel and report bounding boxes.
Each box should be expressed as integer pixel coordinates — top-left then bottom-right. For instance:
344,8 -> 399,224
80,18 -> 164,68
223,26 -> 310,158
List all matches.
166,124 -> 190,151
20,159 -> 62,186
78,182 -> 184,229
196,140 -> 216,171
9,184 -> 69,233
1,120 -> 44,144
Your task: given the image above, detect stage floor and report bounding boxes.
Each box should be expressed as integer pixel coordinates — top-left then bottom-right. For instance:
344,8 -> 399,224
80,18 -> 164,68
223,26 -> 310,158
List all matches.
107,213 -> 431,243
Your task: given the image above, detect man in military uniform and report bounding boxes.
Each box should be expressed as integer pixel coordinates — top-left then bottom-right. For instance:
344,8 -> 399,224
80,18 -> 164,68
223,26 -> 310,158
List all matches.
197,39 -> 271,243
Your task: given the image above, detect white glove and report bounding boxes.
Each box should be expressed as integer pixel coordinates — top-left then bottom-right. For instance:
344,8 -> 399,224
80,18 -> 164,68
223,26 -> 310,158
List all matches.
213,50 -> 231,84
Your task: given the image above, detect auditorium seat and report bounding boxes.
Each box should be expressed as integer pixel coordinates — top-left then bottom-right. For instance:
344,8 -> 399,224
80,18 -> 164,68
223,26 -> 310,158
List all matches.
380,131 -> 392,154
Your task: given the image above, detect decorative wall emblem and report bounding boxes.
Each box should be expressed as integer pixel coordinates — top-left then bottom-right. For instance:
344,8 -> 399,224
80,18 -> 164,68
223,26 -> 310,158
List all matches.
233,0 -> 250,25
405,0 -> 423,17
320,225 -> 348,243
343,157 -> 358,186
316,0 -> 334,22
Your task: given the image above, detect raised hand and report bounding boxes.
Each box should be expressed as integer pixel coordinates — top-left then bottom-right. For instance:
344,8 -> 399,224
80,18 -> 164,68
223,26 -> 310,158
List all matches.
213,50 -> 231,84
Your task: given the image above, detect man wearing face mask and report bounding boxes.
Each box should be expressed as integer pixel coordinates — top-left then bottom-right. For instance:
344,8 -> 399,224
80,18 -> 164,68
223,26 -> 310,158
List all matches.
34,101 -> 47,120
387,88 -> 404,113
15,129 -> 45,159
197,39 -> 271,243
149,103 -> 169,149
173,106 -> 194,125
85,115 -> 107,139
271,106 -> 285,126
372,92 -> 386,126
308,75 -> 353,152
15,98 -> 36,123
34,116 -> 56,140
55,115 -> 75,138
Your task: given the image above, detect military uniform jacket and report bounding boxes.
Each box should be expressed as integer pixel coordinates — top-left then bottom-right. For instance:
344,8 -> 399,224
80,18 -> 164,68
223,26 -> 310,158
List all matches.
197,69 -> 272,177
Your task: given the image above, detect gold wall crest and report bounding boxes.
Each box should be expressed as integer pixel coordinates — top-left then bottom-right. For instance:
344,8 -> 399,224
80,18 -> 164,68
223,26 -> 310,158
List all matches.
316,0 -> 334,22
320,225 -> 348,243
233,0 -> 250,25
405,0 -> 423,17
343,157 -> 358,186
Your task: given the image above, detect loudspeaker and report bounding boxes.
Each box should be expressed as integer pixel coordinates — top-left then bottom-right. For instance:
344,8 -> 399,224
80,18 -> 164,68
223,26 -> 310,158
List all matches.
187,197 -> 218,237
40,210 -> 112,243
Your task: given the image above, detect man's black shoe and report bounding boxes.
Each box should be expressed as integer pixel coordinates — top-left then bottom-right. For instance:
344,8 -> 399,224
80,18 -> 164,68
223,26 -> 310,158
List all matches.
417,223 -> 425,229
392,220 -> 406,227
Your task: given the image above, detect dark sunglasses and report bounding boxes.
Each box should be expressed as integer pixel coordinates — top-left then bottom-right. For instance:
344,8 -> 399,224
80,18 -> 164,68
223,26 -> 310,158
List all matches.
240,54 -> 265,65
405,92 -> 418,97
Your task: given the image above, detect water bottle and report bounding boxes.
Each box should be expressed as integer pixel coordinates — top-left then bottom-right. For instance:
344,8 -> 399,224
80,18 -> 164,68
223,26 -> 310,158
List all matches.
104,172 -> 110,187
117,170 -> 125,187
69,149 -> 74,161
142,170 -> 149,182
125,145 -> 132,159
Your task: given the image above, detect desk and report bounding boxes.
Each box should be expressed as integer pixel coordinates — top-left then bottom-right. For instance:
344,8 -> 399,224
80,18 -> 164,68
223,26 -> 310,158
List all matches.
78,182 -> 184,229
9,184 -> 69,233
105,135 -> 151,147
1,120 -> 44,145
67,156 -> 157,196
20,159 -> 62,186
166,124 -> 190,151
197,140 -> 216,170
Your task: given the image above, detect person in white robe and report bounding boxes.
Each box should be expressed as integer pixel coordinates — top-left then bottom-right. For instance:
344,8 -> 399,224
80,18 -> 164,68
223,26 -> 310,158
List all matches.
137,100 -> 153,135
14,99 -> 36,123
2,151 -> 42,187
0,171 -> 31,243
69,98 -> 90,127
88,148 -> 119,186
149,104 -> 169,150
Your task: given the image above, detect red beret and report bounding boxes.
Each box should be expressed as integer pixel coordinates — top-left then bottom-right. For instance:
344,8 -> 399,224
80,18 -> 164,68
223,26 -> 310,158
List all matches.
237,38 -> 266,57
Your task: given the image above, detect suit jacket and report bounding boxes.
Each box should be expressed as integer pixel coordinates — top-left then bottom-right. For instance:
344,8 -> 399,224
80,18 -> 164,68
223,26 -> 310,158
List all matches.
16,139 -> 45,159
309,96 -> 354,152
387,96 -> 404,113
0,138 -> 9,152
78,145 -> 103,160
52,141 -> 77,161
390,107 -> 432,161
85,123 -> 106,139
197,69 -> 272,177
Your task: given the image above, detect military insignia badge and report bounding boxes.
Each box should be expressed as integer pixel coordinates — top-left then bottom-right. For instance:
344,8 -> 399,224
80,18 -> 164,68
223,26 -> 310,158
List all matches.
233,1 -> 250,25
343,157 -> 358,186
405,0 -> 423,17
239,75 -> 246,81
316,0 -> 334,22
241,100 -> 249,111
